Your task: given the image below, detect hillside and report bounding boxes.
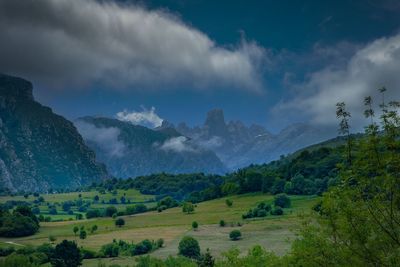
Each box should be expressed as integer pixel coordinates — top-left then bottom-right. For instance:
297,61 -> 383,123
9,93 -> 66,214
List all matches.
0,74 -> 108,193
75,116 -> 227,178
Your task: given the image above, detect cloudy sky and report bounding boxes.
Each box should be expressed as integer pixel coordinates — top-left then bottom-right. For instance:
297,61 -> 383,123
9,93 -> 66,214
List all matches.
1,0 -> 400,132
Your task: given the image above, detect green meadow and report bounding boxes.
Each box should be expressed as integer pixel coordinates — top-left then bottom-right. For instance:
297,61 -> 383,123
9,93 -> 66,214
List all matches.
0,191 -> 319,266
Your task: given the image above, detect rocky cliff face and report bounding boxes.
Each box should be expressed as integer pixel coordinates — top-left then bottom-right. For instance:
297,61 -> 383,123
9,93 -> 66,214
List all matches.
75,116 -> 227,178
0,74 -> 108,193
176,109 -> 332,170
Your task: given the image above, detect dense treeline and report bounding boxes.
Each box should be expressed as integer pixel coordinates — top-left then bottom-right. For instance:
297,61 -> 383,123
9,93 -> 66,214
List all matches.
87,144 -> 344,203
0,206 -> 39,237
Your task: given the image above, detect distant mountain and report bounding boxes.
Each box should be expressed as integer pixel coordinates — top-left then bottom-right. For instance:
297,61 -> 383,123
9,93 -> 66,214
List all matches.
75,116 -> 227,178
176,109 -> 332,170
0,74 -> 108,193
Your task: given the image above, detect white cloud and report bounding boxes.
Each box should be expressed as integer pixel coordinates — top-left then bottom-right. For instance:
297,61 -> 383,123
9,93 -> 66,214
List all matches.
75,121 -> 125,157
275,33 -> 400,130
0,0 -> 265,91
160,136 -> 195,153
116,106 -> 163,128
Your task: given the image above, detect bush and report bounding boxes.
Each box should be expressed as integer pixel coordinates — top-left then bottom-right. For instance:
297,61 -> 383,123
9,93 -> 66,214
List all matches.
115,218 -> 125,227
219,220 -> 225,227
273,194 -> 291,208
270,207 -> 283,215
182,202 -> 195,214
86,209 -> 102,219
225,199 -> 233,207
79,229 -> 87,240
50,240 -> 81,267
0,247 -> 15,257
192,221 -> 198,230
156,238 -> 164,248
229,230 -> 241,241
105,206 -> 117,217
178,236 -> 200,259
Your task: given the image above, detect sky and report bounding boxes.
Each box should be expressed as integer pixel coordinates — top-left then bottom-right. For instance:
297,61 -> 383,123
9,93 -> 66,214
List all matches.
1,0 -> 400,132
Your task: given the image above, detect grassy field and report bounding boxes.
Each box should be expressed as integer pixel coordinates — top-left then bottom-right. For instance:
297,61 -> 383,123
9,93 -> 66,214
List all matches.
0,189 -> 156,222
0,193 -> 319,266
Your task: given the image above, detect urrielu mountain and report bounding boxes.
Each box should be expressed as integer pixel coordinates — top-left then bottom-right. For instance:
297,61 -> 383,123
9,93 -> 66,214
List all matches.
175,109 -> 332,170
0,74 -> 108,193
75,117 -> 227,178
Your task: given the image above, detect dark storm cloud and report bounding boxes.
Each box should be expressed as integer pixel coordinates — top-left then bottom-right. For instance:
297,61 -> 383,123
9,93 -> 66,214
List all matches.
0,0 -> 265,91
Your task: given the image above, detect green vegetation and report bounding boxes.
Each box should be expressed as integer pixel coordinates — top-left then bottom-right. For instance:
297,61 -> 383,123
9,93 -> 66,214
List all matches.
192,221 -> 198,230
0,206 -> 39,237
115,218 -> 125,227
182,202 -> 195,214
51,240 -> 81,267
178,236 -> 200,259
229,230 -> 242,241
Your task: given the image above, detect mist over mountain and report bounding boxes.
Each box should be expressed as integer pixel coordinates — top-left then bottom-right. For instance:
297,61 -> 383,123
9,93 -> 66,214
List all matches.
75,116 -> 227,178
0,74 -> 108,193
175,109 -> 333,170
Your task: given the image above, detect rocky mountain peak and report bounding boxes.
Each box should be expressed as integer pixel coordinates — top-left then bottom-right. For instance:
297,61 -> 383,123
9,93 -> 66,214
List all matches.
204,109 -> 227,137
0,73 -> 34,101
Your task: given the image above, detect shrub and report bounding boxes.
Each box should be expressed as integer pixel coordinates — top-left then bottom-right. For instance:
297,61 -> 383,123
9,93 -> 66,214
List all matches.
229,230 -> 242,241
178,236 -> 200,259
50,240 -> 81,267
0,247 -> 15,257
192,221 -> 198,230
257,209 -> 267,217
86,209 -> 102,219
79,229 -> 87,240
105,206 -> 117,217
225,199 -> 233,207
182,202 -> 195,214
219,220 -> 226,227
270,207 -> 283,215
273,193 -> 291,208
115,218 -> 125,227
156,238 -> 164,248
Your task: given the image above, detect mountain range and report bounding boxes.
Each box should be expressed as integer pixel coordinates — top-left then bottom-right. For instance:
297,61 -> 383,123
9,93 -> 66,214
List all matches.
0,73 -> 333,192
75,116 -> 227,178
173,109 -> 333,170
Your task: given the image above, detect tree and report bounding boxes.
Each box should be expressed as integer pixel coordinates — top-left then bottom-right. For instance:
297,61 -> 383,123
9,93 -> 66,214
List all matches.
182,202 -> 195,214
178,236 -> 200,259
197,248 -> 215,267
288,92 -> 400,266
225,199 -> 233,207
273,193 -> 291,208
49,235 -> 57,243
115,218 -> 125,227
192,221 -> 198,230
79,229 -> 87,240
229,230 -> 241,241
50,240 -> 81,267
90,225 -> 98,234
73,226 -> 79,237
105,206 -> 117,217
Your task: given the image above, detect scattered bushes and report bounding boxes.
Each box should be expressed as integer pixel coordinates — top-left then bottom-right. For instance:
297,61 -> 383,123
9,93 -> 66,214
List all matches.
100,239 -> 162,257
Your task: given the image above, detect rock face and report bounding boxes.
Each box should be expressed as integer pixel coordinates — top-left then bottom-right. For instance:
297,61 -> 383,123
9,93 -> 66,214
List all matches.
176,109 -> 332,170
0,74 -> 108,193
75,116 -> 227,178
